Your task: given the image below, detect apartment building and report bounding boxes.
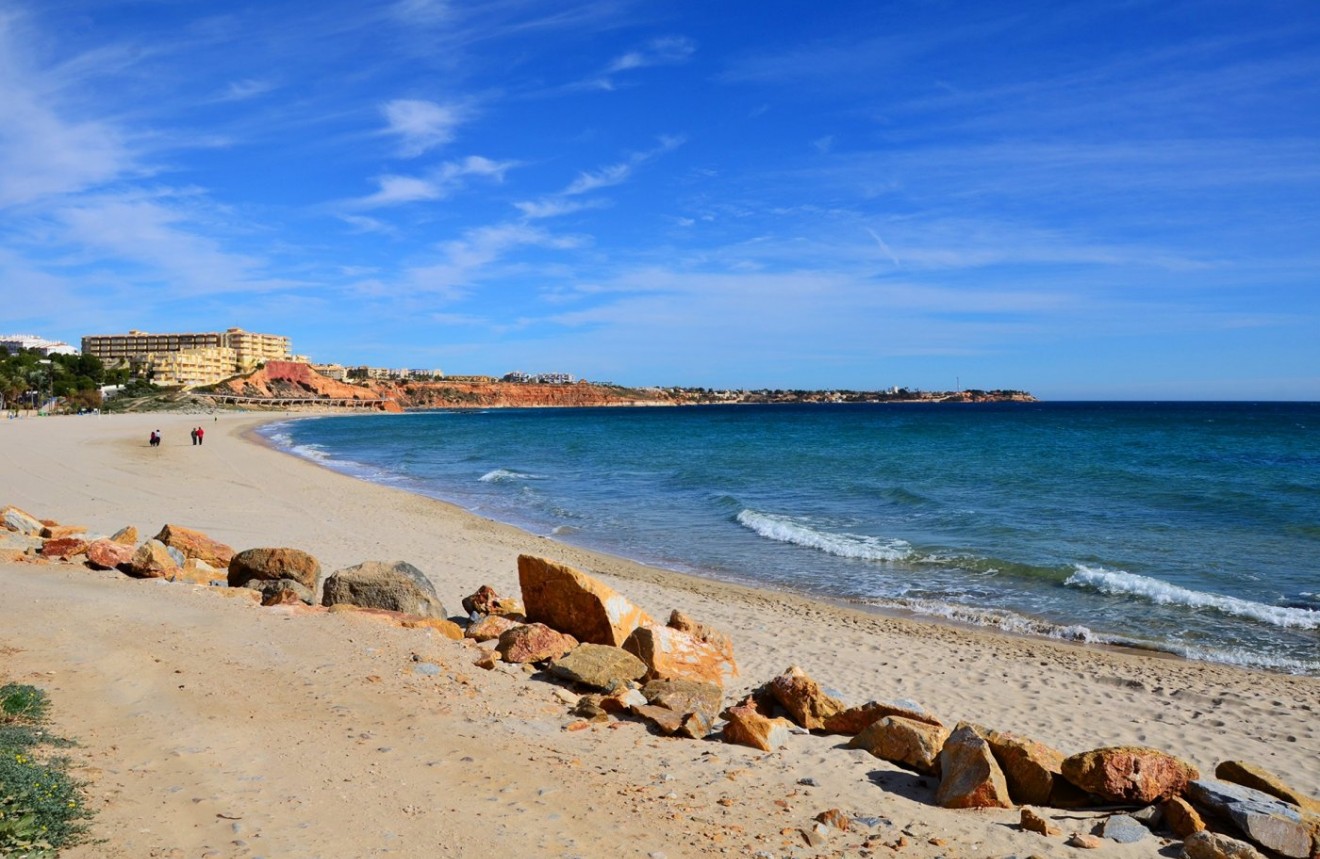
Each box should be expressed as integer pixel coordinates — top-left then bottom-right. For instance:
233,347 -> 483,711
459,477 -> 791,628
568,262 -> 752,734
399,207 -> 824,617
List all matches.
0,334 -> 78,356
81,328 -> 291,387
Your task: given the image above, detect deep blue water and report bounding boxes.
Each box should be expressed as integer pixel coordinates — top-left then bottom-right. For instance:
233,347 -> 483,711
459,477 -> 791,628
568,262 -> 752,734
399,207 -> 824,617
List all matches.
262,402 -> 1320,674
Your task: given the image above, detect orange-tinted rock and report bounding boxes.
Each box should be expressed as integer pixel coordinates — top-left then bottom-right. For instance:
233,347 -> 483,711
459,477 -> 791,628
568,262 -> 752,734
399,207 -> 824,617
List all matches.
110,526 -> 137,545
262,586 -> 304,606
40,536 -> 89,560
1061,746 -> 1198,804
823,699 -> 943,735
935,722 -> 1013,809
167,559 -> 225,585
1021,807 -> 1061,836
765,665 -> 845,730
622,623 -> 736,688
399,616 -> 464,640
466,614 -> 520,642
1216,761 -> 1320,814
40,524 -> 86,540
1165,795 -> 1208,838
497,622 -> 578,664
155,524 -> 235,568
1182,830 -> 1268,859
720,699 -> 793,752
228,547 -> 321,591
125,539 -> 181,579
667,610 -> 736,669
988,729 -> 1067,807
815,809 -> 850,832
517,555 -> 651,646
849,716 -> 950,776
461,584 -> 525,618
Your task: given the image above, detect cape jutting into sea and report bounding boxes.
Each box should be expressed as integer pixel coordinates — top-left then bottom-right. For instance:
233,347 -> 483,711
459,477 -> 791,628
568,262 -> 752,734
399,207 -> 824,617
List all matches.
262,401 -> 1320,675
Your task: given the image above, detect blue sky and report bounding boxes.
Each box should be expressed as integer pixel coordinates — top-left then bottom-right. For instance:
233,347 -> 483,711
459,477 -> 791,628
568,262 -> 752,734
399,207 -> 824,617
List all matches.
2,0 -> 1318,399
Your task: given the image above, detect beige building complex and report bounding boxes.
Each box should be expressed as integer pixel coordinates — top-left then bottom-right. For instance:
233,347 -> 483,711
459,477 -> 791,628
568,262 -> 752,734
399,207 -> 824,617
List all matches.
81,328 -> 291,388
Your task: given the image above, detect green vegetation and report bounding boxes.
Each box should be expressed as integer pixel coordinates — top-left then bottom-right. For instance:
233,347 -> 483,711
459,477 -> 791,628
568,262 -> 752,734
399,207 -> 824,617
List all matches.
0,350 -> 125,414
0,684 -> 91,857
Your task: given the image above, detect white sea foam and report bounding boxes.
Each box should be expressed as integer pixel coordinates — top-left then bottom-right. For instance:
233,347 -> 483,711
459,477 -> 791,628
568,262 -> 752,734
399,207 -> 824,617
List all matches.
290,442 -> 331,463
880,598 -> 1100,642
479,468 -> 538,483
736,509 -> 912,561
856,596 -> 1318,674
1066,565 -> 1320,630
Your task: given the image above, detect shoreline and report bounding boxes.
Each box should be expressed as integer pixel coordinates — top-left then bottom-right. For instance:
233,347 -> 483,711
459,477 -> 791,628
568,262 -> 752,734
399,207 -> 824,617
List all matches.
250,409 -> 1306,678
2,411 -> 1317,857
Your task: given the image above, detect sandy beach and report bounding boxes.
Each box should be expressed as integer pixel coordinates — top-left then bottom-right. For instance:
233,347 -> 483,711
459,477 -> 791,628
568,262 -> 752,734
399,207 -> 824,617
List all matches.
2,411 -> 1317,858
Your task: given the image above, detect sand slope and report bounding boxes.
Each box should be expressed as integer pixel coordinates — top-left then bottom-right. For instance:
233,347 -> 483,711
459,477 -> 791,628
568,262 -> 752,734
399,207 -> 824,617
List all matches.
1,412 -> 1316,858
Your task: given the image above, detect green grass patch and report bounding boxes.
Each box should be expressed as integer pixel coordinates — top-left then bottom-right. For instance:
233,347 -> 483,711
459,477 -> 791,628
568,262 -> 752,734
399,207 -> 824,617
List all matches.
0,683 -> 91,857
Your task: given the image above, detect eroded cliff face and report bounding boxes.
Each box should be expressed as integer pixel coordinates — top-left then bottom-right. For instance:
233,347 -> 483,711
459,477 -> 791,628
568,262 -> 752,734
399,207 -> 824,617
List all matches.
390,380 -> 674,409
211,362 -> 1034,410
212,362 -> 674,409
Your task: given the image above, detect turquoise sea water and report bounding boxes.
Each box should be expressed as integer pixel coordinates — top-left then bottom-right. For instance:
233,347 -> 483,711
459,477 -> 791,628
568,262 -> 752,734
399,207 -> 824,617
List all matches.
262,402 -> 1320,674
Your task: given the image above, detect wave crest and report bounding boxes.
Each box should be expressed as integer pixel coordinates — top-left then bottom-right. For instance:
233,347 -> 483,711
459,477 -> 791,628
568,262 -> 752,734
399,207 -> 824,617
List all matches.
479,468 -> 539,483
736,509 -> 912,561
1066,565 -> 1320,630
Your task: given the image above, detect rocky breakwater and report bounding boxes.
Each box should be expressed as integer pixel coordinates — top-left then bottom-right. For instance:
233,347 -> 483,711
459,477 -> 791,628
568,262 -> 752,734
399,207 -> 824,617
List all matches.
7,502 -> 1320,859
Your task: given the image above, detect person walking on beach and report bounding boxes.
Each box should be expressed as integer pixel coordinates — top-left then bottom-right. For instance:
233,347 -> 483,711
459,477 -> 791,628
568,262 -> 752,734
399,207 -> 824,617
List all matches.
196,426 -> 205,445
190,427 -> 198,445
150,430 -> 160,447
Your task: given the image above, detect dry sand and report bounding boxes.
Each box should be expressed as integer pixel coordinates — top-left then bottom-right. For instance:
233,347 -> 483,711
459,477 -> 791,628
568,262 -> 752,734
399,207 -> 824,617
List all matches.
1,411 -> 1316,859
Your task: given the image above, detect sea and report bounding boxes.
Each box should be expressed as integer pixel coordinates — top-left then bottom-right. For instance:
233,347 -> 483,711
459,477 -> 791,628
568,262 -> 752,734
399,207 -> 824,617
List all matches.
260,402 -> 1320,675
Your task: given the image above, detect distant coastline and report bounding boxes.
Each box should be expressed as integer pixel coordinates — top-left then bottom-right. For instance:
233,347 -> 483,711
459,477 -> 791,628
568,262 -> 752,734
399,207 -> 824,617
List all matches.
114,361 -> 1038,412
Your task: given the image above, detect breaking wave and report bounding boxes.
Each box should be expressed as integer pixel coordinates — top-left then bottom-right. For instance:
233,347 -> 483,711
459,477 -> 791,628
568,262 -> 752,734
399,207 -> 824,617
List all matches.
736,509 -> 912,561
1066,566 -> 1320,630
479,468 -> 539,483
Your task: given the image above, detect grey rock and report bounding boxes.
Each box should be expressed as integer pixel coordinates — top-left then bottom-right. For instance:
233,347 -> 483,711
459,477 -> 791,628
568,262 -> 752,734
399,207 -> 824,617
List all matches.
2,507 -> 43,536
321,560 -> 446,617
1187,779 -> 1318,859
1132,804 -> 1164,827
1102,814 -> 1149,843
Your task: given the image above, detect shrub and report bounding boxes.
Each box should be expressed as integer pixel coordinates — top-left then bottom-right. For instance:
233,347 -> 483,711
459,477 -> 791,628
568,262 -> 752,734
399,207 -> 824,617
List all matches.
0,684 -> 90,857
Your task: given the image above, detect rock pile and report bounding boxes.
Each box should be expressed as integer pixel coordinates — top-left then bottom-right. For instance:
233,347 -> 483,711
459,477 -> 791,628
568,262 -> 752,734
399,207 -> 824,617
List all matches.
6,504 -> 1319,859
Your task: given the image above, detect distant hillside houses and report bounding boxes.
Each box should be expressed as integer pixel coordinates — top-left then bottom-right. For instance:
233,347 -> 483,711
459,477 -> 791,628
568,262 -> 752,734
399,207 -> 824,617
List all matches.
502,371 -> 575,384
0,334 -> 78,357
321,365 -> 444,382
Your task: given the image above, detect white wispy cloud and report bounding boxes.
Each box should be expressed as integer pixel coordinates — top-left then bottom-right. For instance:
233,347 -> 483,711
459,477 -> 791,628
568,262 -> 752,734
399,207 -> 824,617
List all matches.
0,13 -> 135,207
396,221 -> 587,296
561,135 -> 685,196
220,78 -> 274,102
512,197 -> 607,219
381,98 -> 470,157
605,35 -> 695,74
55,193 -> 287,295
349,155 -> 517,209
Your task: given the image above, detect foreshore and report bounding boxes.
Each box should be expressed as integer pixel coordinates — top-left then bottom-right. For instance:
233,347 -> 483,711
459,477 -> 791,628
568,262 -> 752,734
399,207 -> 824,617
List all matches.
2,411 -> 1317,858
